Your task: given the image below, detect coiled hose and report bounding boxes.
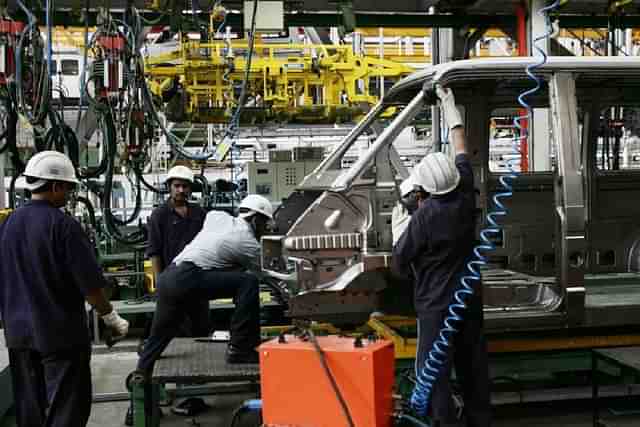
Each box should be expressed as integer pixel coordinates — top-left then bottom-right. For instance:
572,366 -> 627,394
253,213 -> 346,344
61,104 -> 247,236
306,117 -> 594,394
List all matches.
408,1 -> 561,421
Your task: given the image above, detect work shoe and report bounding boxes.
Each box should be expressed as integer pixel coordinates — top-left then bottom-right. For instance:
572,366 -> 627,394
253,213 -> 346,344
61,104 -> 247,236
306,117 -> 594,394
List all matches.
171,397 -> 211,416
225,345 -> 259,364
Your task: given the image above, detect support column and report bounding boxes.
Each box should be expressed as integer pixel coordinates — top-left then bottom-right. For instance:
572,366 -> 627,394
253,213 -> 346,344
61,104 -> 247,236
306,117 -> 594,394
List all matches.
530,0 -> 551,172
517,2 -> 529,172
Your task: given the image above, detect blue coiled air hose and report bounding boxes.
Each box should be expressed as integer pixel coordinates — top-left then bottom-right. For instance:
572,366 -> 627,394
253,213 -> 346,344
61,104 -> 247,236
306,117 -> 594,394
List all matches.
408,1 -> 561,421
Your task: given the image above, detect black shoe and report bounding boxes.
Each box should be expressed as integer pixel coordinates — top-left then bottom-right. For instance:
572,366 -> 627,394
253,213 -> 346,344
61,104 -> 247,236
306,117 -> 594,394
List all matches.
124,405 -> 133,426
171,397 -> 210,416
225,345 -> 259,364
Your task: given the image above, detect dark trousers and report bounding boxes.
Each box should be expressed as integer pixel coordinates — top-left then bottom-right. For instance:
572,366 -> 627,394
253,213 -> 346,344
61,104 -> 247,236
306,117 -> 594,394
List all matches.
137,262 -> 260,372
416,294 -> 491,427
141,299 -> 210,339
8,347 -> 92,427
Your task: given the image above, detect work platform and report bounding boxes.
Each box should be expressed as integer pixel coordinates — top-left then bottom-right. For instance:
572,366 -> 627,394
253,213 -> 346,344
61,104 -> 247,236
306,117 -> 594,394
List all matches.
153,339 -> 259,384
134,339 -> 260,427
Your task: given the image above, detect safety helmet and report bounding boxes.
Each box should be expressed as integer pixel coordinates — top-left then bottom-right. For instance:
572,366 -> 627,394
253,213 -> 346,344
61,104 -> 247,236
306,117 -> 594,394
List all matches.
165,165 -> 194,184
238,194 -> 274,220
413,152 -> 461,195
399,175 -> 417,197
23,151 -> 80,191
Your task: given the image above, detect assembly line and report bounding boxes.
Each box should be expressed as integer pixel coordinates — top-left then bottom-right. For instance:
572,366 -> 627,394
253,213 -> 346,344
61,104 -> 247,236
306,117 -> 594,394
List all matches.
2,1 -> 640,427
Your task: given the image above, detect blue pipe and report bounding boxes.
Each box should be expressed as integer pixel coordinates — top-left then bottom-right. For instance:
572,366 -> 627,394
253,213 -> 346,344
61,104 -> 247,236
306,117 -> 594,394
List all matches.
409,0 -> 561,422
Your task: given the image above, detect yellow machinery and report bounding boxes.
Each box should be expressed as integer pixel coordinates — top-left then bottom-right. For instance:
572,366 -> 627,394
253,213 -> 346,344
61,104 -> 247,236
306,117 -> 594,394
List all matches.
145,39 -> 413,124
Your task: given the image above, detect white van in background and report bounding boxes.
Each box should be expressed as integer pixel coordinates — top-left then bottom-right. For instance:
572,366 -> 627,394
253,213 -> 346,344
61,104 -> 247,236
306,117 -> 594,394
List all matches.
49,49 -> 86,104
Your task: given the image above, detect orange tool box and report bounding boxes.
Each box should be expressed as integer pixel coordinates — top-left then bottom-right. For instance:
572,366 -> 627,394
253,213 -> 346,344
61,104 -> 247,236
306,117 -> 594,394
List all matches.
259,335 -> 395,427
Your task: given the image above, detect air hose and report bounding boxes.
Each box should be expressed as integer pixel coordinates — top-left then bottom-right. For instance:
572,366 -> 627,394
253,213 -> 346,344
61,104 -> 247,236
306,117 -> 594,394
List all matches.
408,1 -> 561,421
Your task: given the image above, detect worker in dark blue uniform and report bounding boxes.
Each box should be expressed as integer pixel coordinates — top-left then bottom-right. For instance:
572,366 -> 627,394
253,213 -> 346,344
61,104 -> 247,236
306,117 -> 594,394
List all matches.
0,151 -> 129,427
145,165 -> 208,337
392,86 -> 491,427
134,165 -> 208,422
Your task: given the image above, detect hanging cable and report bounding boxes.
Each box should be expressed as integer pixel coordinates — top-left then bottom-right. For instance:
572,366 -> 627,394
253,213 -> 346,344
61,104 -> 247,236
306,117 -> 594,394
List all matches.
75,0 -> 90,133
138,0 -> 257,162
46,0 -> 52,79
14,0 -> 50,125
408,0 -> 562,421
96,106 -> 147,248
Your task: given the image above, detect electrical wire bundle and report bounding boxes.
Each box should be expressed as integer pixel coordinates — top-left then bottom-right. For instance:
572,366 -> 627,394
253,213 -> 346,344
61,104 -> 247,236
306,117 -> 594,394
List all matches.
13,0 -> 50,126
407,1 -> 562,424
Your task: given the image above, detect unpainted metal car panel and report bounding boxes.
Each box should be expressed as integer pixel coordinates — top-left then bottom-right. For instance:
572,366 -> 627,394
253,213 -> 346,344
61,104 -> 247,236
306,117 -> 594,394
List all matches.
265,56 -> 640,330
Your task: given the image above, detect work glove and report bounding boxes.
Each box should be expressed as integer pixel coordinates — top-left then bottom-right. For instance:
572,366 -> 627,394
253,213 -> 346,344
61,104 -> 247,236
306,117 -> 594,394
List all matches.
391,203 -> 411,246
102,310 -> 129,337
436,84 -> 464,130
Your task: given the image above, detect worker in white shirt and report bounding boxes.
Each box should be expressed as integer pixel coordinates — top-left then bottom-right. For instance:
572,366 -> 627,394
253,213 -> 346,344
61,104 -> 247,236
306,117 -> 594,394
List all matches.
137,195 -> 273,371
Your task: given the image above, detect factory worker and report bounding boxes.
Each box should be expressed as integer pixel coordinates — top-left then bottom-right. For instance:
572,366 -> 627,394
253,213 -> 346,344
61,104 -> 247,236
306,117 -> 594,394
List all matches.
137,194 -> 273,373
134,165 -> 208,423
392,86 -> 490,427
0,151 -> 128,427
145,166 -> 208,337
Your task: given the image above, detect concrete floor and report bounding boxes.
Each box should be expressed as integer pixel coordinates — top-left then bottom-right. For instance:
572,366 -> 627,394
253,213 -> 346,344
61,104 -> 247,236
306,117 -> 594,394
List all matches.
2,338 -> 639,426
84,341 -> 640,427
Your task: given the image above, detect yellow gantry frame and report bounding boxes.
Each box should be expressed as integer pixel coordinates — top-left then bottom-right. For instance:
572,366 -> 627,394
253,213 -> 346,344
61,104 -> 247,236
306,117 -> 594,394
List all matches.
145,40 -> 414,123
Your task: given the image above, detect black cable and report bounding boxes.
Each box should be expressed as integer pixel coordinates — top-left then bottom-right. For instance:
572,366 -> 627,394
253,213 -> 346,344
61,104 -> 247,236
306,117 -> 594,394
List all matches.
75,195 -> 97,229
97,106 -> 147,248
111,170 -> 143,227
305,329 -> 355,427
6,104 -> 25,174
75,0 -> 90,133
229,406 -> 244,427
8,172 -> 20,209
396,413 -> 430,427
260,277 -> 289,306
132,165 -> 168,194
0,97 -> 13,154
0,129 -> 9,154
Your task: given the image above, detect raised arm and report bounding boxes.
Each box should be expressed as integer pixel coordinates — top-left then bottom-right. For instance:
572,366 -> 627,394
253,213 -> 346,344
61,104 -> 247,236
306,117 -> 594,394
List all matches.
436,85 -> 467,156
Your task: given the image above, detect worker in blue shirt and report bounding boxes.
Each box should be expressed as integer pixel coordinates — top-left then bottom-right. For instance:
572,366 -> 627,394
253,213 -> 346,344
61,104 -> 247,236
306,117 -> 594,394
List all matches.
0,151 -> 129,427
130,165 -> 208,423
137,194 -> 273,373
145,165 -> 208,336
392,86 -> 490,427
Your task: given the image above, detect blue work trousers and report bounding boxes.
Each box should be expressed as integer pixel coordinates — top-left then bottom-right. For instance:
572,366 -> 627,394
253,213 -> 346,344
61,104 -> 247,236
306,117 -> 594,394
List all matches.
415,293 -> 491,427
137,262 -> 260,372
8,346 -> 92,427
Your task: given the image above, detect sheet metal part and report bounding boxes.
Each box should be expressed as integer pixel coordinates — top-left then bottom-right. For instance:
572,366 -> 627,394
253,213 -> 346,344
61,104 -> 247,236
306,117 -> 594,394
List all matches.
263,56 -> 640,331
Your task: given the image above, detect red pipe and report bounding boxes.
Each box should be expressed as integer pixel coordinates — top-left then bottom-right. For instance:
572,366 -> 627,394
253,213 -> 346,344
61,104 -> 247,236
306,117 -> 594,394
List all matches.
516,1 -> 529,172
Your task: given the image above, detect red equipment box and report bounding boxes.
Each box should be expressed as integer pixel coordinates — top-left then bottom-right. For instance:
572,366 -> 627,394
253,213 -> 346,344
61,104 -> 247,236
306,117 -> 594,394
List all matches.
259,335 -> 395,427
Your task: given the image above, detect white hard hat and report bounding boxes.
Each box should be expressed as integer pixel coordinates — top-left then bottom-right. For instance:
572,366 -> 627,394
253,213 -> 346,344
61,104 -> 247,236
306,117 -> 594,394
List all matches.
399,175 -> 417,197
166,165 -> 194,184
23,150 -> 80,191
238,194 -> 274,220
414,152 -> 461,195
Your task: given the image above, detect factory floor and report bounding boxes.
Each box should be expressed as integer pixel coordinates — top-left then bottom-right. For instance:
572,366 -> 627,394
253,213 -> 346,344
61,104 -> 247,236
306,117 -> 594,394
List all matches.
2,338 -> 639,426
80,340 -> 639,427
